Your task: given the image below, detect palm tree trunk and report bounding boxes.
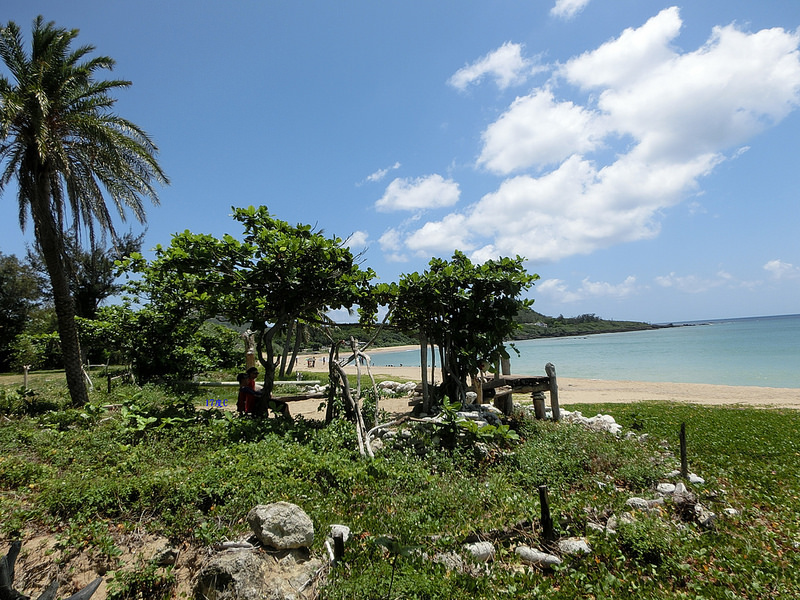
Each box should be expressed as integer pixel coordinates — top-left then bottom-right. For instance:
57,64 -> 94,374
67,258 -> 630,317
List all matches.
30,189 -> 89,407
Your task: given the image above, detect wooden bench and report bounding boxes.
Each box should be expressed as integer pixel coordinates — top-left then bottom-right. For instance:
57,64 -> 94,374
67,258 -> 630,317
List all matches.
480,362 -> 560,420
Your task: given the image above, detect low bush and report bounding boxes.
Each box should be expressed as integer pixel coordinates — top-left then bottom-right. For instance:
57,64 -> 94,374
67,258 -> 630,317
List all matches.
1,384 -> 799,598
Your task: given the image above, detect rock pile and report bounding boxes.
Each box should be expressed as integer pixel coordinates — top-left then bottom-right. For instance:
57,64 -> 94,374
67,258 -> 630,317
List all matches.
195,502 -> 322,600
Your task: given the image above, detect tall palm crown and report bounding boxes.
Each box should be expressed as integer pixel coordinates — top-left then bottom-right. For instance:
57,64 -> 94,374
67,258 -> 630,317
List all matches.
0,17 -> 168,405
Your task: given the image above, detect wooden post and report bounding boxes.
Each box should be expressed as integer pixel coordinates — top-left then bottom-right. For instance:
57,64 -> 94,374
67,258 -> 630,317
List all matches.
545,362 -> 560,421
23,365 -> 30,389
680,423 -> 688,479
473,373 -> 484,406
107,374 -> 112,394
420,332 -> 430,414
501,357 -> 511,376
242,330 -> 256,370
333,531 -> 344,565
532,392 -> 546,419
539,485 -> 556,542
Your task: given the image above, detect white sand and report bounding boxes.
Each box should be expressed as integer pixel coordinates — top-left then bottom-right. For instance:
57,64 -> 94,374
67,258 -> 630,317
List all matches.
288,350 -> 800,420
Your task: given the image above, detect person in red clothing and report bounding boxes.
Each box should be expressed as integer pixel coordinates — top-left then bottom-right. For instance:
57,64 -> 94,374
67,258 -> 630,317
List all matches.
236,372 -> 247,414
246,366 -> 291,419
237,371 -> 260,415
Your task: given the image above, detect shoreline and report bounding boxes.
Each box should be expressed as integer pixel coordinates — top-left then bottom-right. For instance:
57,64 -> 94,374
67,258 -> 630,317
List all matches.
293,353 -> 800,416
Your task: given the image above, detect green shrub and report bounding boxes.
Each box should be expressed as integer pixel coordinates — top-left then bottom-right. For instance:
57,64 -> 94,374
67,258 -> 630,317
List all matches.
0,386 -> 59,416
107,561 -> 175,600
617,515 -> 676,566
10,332 -> 62,370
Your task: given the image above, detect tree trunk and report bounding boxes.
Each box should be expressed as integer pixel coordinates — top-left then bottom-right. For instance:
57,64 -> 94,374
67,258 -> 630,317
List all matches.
420,331 -> 430,414
278,319 -> 294,378
430,340 -> 436,388
30,186 -> 88,407
286,322 -> 303,375
257,322 -> 283,402
325,343 -> 338,423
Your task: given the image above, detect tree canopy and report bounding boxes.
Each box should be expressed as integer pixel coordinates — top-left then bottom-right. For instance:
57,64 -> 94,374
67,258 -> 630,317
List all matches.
387,251 -> 538,407
0,17 -> 167,405
124,205 -> 375,397
0,252 -> 43,370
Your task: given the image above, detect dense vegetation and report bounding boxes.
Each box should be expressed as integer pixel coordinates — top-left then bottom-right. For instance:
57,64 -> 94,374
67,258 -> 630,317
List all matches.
0,17 -> 168,407
512,308 -> 658,339
303,310 -> 656,351
1,373 -> 798,598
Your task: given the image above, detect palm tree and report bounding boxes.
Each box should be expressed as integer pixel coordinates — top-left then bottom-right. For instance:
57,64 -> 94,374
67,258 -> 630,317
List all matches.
0,17 -> 168,406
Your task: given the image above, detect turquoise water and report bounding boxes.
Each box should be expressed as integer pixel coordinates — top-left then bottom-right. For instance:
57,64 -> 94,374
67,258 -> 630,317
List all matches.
369,314 -> 800,388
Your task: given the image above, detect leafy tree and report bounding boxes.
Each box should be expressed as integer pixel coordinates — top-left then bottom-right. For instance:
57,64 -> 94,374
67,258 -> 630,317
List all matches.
103,243 -> 217,382
27,231 -> 144,319
0,17 -> 168,405
0,251 -> 44,370
389,251 -> 537,408
87,306 -> 240,380
124,206 -> 375,398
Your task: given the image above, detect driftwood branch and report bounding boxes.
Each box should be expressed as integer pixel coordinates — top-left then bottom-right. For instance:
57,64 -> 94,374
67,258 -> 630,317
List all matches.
1,541 -> 101,600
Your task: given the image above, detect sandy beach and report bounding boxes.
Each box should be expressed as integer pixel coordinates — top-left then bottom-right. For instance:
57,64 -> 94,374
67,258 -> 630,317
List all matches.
286,346 -> 800,420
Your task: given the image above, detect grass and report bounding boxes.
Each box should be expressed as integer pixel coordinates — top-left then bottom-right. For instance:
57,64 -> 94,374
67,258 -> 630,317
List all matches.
1,373 -> 799,598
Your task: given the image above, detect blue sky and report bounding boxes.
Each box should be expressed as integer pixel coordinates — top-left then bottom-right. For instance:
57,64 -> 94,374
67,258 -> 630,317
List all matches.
2,0 -> 800,323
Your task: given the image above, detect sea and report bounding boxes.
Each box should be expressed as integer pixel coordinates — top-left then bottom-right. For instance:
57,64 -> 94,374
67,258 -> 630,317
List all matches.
368,314 -> 800,389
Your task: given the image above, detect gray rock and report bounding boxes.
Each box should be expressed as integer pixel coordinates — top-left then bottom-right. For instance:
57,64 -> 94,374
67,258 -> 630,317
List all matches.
695,504 -> 717,530
516,546 -> 562,568
723,507 -> 740,517
195,551 -> 272,600
194,549 -> 321,600
457,411 -> 481,420
688,473 -> 706,484
656,483 -> 676,495
464,541 -> 495,562
152,545 -> 179,566
329,524 -> 351,543
433,551 -> 465,572
626,497 -> 650,510
247,502 -> 314,550
558,537 -> 591,555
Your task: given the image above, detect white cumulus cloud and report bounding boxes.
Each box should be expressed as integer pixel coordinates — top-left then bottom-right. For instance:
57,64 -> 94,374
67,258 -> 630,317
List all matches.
399,8 -> 800,264
764,259 -> 800,279
538,276 -> 639,304
478,89 -> 605,174
363,162 -> 401,184
378,228 -> 409,263
655,270 -> 741,293
550,0 -> 591,20
344,230 -> 369,251
375,174 -> 460,212
448,42 -> 536,91
405,214 -> 471,255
